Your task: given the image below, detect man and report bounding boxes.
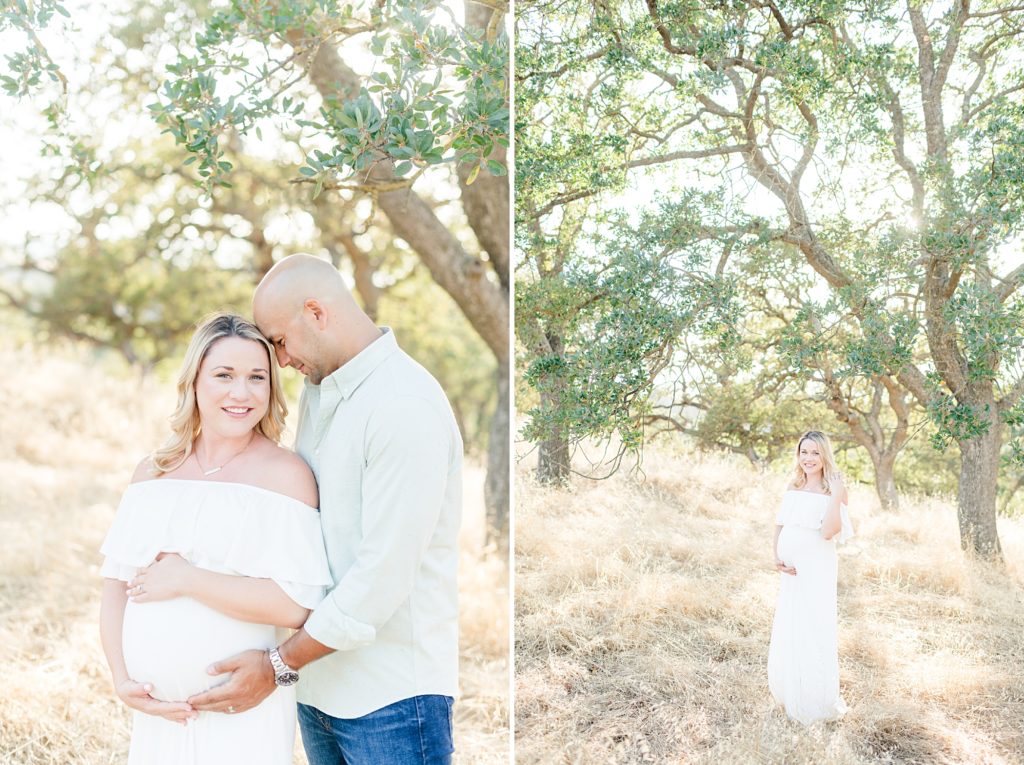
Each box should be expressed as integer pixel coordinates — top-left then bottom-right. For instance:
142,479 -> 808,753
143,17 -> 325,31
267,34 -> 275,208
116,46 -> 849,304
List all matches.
188,253 -> 462,764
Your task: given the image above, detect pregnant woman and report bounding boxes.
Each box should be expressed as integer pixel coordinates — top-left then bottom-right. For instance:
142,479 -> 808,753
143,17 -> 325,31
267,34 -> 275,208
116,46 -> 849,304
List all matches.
767,430 -> 854,725
99,313 -> 331,764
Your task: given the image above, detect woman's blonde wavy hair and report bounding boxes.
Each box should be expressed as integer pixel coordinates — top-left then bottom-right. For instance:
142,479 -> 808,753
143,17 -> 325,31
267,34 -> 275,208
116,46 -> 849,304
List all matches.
791,430 -> 842,494
150,312 -> 288,475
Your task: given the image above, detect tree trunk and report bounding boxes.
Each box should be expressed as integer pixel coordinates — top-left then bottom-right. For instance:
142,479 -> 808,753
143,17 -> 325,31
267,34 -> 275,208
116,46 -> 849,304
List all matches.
536,383 -> 571,483
874,453 -> 899,512
457,2 -> 509,550
457,147 -> 509,290
458,3 -> 509,290
537,430 -> 570,483
956,422 -> 1003,559
374,186 -> 508,360
485,360 -> 509,556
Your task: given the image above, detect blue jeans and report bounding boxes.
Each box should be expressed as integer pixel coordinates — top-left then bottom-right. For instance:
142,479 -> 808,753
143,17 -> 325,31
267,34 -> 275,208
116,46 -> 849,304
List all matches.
298,696 -> 454,765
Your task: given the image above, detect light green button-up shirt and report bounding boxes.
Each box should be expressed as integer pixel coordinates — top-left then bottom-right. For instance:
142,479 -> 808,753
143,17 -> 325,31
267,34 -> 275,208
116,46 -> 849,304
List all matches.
294,328 -> 462,718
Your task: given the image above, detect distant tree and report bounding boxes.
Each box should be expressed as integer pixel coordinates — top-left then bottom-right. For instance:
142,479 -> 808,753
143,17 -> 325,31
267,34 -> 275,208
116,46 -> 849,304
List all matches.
645,374 -> 827,469
647,252 -> 921,510
516,193 -> 741,482
761,249 -> 919,511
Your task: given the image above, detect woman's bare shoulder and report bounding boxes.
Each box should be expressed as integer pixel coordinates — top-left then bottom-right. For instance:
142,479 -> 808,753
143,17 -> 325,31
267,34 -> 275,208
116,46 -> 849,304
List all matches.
248,439 -> 318,507
129,455 -> 157,484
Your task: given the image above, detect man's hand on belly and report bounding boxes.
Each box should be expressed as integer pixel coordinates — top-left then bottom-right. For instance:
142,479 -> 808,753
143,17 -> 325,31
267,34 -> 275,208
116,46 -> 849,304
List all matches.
186,649 -> 275,714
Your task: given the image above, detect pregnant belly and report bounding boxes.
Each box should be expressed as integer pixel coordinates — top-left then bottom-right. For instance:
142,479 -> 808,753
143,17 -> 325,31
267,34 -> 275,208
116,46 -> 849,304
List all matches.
777,525 -> 829,568
122,598 -> 277,702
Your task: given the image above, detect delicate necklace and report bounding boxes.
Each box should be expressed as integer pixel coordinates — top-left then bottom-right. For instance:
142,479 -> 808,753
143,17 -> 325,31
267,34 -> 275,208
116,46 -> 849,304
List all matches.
193,434 -> 255,476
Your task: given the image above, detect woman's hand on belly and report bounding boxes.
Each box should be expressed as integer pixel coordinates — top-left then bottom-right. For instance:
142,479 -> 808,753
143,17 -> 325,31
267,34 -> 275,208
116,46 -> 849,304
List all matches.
116,678 -> 198,725
774,558 -> 797,575
129,553 -> 197,603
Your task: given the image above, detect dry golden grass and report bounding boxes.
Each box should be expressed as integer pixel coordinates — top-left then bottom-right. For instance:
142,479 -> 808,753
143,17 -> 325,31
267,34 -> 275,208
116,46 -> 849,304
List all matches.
515,440 -> 1024,764
0,343 -> 508,764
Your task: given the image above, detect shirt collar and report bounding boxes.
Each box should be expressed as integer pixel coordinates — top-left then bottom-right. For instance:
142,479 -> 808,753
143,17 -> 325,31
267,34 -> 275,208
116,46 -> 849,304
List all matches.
306,327 -> 398,401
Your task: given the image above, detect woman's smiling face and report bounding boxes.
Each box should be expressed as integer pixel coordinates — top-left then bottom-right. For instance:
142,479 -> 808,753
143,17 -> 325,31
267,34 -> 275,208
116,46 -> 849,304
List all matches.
194,336 -> 272,439
798,439 -> 824,477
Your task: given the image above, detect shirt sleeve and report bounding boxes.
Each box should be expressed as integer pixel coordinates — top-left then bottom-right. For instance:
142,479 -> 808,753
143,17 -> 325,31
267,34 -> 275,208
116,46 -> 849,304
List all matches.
302,395 -> 454,651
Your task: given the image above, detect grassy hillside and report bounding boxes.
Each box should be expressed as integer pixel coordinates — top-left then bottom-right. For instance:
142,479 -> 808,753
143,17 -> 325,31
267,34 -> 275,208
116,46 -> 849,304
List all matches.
0,343 -> 508,764
515,441 -> 1024,764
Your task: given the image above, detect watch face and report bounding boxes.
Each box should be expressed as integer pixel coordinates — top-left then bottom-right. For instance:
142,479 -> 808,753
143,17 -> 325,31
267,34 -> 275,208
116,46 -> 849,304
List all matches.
276,670 -> 300,687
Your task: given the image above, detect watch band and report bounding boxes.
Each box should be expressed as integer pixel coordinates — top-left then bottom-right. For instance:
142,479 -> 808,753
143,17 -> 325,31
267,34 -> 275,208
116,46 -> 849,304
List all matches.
268,647 -> 300,687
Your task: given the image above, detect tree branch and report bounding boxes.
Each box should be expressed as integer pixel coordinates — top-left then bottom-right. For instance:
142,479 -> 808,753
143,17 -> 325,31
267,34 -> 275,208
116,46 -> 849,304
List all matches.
996,261 -> 1024,302
528,143 -> 750,219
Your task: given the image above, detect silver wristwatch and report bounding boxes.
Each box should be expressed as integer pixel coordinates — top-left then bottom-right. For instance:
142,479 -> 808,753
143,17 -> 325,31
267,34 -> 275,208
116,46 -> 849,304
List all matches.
268,647 -> 299,687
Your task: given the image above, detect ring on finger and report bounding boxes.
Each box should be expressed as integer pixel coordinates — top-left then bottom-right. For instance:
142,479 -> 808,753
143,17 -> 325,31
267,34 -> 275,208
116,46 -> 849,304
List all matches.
227,706 -> 236,714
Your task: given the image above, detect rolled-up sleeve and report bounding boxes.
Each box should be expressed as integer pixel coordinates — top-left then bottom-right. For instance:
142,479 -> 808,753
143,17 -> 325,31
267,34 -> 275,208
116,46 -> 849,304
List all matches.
303,395 -> 451,650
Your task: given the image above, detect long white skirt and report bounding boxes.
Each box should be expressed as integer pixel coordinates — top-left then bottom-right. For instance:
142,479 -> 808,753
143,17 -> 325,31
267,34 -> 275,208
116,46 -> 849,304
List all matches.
767,525 -> 848,724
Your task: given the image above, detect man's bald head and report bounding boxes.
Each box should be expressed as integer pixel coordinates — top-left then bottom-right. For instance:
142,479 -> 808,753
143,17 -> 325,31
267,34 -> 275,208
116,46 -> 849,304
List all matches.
252,253 -> 381,382
253,253 -> 355,318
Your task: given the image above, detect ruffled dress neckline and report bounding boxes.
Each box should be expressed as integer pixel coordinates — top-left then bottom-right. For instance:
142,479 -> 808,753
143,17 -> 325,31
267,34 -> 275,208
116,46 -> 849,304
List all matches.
101,478 -> 332,607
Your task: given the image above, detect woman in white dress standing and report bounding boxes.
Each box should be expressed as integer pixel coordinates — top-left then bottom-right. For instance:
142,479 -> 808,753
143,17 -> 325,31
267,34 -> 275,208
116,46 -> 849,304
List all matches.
768,430 -> 853,724
99,312 -> 332,764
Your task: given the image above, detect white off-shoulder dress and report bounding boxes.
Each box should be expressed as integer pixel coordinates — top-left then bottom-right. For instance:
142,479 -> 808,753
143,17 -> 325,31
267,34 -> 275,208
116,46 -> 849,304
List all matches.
100,479 -> 333,765
767,490 -> 854,725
